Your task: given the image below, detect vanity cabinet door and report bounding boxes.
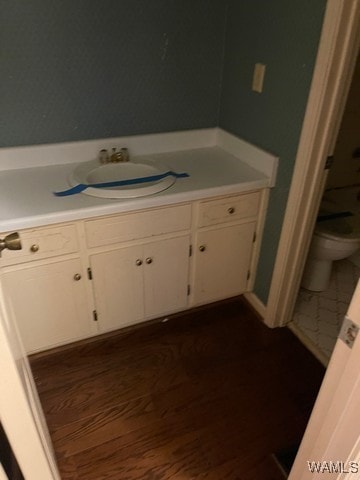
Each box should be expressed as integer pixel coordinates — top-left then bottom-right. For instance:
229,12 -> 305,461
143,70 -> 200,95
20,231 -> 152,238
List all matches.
1,258 -> 91,353
90,235 -> 190,331
90,245 -> 145,333
192,222 -> 256,306
143,235 -> 189,319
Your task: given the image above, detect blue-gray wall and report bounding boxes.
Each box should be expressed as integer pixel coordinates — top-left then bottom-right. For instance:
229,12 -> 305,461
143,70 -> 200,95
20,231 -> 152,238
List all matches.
1,0 -> 227,147
1,1 -> 327,304
219,0 -> 326,303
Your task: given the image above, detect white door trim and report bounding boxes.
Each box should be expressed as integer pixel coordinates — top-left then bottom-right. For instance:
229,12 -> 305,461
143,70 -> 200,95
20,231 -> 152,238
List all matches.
264,0 -> 360,328
0,280 -> 59,479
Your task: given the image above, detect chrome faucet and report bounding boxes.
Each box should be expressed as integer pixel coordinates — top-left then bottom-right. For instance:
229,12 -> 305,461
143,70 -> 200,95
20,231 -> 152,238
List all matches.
110,147 -> 129,163
98,147 -> 130,164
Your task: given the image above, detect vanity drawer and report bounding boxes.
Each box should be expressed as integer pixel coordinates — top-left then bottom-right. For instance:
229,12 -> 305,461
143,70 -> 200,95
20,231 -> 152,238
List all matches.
85,204 -> 192,248
0,224 -> 79,266
198,191 -> 260,227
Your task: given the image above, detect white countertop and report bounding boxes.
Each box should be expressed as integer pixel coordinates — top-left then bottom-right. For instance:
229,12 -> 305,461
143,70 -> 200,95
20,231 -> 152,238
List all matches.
0,129 -> 278,232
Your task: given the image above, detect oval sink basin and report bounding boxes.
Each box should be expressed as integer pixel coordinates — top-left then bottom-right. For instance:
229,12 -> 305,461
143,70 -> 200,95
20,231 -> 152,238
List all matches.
69,158 -> 176,199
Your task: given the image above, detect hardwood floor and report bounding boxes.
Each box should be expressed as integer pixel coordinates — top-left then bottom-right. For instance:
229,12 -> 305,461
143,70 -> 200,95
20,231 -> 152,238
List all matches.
30,298 -> 325,479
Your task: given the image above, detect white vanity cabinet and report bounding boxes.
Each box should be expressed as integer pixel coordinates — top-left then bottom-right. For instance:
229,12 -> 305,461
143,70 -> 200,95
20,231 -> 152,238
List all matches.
0,189 -> 267,353
191,191 -> 262,306
0,224 -> 92,353
84,204 -> 192,333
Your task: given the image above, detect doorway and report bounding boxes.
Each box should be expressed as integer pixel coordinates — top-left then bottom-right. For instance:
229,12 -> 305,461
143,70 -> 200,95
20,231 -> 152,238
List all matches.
264,0 -> 360,342
291,47 -> 360,366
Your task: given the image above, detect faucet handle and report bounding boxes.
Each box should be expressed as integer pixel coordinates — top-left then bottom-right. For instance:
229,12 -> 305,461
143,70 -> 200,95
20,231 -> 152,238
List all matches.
99,149 -> 109,164
120,147 -> 130,162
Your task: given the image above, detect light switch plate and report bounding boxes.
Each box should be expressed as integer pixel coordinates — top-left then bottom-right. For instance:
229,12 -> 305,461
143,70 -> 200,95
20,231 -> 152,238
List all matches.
252,63 -> 266,93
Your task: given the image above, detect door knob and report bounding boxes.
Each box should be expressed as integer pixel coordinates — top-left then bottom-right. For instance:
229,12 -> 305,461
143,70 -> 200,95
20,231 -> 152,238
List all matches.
0,232 -> 22,256
145,257 -> 153,264
135,259 -> 143,266
74,273 -> 82,281
199,245 -> 206,252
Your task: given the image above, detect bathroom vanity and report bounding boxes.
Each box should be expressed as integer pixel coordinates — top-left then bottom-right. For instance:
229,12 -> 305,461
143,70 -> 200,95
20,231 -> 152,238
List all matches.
0,128 -> 277,353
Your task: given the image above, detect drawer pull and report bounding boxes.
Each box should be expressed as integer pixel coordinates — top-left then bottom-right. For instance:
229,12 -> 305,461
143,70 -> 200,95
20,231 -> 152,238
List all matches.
30,244 -> 39,253
0,232 -> 22,256
74,273 -> 82,281
199,245 -> 206,252
228,207 -> 235,215
135,259 -> 143,266
145,257 -> 153,264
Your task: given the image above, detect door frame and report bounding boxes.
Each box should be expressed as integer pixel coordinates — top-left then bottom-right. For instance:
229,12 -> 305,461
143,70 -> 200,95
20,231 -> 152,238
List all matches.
264,0 -> 360,328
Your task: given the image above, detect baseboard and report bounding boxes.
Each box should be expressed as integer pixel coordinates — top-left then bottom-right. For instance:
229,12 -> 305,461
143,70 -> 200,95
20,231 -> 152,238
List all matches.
243,292 -> 266,320
288,322 -> 329,367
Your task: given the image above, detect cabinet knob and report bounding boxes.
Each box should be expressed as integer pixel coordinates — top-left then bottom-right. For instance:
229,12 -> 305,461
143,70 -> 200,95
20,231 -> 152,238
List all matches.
145,257 -> 153,264
135,259 -> 143,266
74,273 -> 82,281
30,244 -> 39,253
228,207 -> 235,214
199,245 -> 206,252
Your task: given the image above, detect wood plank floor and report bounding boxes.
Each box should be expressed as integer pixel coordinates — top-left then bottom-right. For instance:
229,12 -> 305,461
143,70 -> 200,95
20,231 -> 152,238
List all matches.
30,298 -> 325,480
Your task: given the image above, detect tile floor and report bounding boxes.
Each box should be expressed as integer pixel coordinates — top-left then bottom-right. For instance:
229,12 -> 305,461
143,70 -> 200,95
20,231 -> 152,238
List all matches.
292,259 -> 360,362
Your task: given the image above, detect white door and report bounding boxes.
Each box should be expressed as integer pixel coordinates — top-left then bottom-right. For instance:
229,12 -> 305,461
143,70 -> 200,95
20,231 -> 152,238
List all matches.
290,279 -> 360,479
1,258 -> 91,353
91,244 -> 145,331
193,222 -> 255,305
143,235 -> 190,318
0,279 -> 59,479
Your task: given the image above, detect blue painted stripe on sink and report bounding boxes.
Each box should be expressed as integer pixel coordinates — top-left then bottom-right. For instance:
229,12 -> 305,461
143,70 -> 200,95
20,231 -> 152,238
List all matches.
54,171 -> 189,197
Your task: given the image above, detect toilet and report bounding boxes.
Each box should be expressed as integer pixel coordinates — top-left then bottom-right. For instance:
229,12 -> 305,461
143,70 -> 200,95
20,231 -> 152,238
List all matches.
301,212 -> 360,291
